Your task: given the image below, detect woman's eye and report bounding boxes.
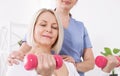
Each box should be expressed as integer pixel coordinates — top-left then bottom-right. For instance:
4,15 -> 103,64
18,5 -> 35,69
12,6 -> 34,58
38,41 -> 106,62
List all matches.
40,24 -> 46,26
52,26 -> 58,29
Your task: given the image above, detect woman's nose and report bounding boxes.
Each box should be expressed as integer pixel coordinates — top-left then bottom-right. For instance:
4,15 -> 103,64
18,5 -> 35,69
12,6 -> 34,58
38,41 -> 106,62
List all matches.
46,26 -> 52,32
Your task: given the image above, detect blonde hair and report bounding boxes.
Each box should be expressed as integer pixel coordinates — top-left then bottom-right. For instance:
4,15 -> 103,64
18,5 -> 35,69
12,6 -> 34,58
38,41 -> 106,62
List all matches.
27,8 -> 64,54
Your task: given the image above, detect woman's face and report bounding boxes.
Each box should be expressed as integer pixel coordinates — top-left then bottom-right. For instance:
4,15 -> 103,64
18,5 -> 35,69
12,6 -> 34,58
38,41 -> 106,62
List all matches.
34,11 -> 58,47
56,0 -> 77,10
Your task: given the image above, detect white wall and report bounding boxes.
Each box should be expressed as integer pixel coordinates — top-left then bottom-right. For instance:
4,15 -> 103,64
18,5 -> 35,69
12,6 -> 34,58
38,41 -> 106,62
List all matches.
0,0 -> 120,76
71,0 -> 120,75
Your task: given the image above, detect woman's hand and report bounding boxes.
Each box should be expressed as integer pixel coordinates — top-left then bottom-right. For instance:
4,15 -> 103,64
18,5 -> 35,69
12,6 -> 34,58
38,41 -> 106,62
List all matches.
102,55 -> 120,73
7,50 -> 25,66
35,53 -> 56,76
61,55 -> 75,64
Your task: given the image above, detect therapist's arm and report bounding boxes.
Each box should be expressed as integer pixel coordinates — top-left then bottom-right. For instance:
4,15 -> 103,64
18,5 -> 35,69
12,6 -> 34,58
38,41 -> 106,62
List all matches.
7,42 -> 31,66
75,48 -> 95,72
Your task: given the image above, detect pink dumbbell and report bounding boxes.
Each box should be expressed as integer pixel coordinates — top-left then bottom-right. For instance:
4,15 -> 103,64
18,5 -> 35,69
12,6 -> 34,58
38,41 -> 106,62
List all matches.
24,54 -> 63,70
95,56 -> 120,68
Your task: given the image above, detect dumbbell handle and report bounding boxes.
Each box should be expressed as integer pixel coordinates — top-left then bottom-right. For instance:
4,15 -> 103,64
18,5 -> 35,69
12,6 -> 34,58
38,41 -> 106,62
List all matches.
24,54 -> 63,70
95,56 -> 120,68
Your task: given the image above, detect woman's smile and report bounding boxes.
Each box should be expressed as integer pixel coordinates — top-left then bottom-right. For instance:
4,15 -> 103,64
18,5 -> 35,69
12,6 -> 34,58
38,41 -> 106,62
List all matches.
42,34 -> 52,39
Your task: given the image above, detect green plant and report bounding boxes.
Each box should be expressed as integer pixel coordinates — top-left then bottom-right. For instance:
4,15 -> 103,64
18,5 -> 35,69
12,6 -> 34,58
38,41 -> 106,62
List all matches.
100,47 -> 120,75
101,47 -> 120,56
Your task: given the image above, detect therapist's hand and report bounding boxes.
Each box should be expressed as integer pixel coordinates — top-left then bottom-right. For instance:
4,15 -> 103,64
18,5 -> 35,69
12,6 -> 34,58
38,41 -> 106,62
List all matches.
35,53 -> 56,76
7,50 -> 25,66
61,55 -> 75,64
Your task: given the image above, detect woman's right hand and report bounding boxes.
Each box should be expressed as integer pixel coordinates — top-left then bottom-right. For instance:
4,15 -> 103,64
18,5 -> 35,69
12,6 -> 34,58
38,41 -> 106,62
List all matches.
35,53 -> 56,76
7,50 -> 25,66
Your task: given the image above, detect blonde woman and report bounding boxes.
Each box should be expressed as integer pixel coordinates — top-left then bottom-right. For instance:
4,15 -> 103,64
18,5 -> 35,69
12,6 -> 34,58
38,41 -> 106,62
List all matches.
6,8 -> 79,76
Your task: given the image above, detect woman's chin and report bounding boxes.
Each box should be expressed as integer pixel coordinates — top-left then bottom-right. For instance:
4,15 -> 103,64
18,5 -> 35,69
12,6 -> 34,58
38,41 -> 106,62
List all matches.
39,41 -> 52,46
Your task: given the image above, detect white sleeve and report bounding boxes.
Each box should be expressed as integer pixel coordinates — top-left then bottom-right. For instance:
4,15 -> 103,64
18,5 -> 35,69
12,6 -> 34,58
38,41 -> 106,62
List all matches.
6,61 -> 37,76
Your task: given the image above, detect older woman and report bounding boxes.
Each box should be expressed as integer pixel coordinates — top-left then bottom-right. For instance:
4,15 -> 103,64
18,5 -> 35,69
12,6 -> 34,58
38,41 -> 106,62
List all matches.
6,8 -> 79,76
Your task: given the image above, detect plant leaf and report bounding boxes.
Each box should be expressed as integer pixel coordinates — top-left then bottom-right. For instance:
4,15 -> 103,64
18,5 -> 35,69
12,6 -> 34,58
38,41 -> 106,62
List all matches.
104,47 -> 113,55
100,52 -> 108,56
113,48 -> 120,54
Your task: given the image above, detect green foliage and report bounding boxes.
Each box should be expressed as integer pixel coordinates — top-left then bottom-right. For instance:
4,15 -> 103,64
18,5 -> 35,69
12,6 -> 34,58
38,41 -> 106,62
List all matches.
100,47 -> 120,56
113,48 -> 120,54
